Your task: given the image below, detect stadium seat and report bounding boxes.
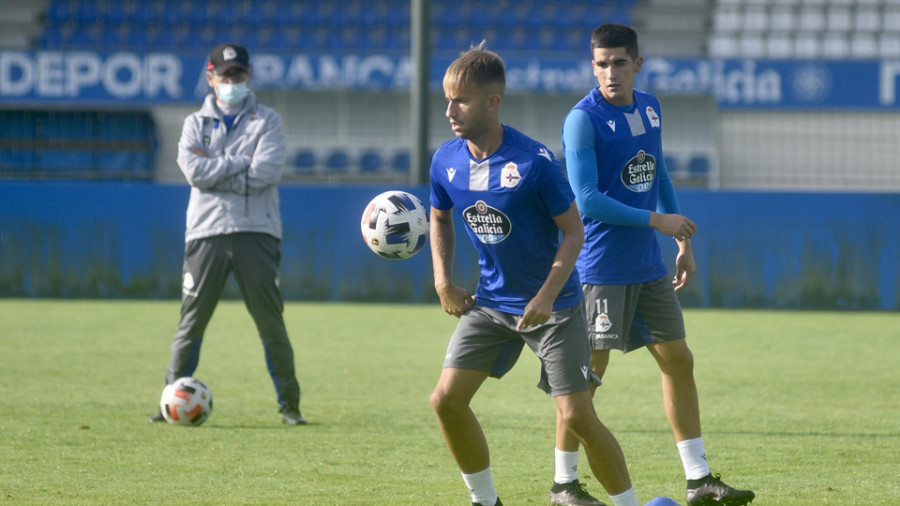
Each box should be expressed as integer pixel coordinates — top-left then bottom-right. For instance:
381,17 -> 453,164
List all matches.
292,149 -> 317,172
97,2 -> 127,25
769,6 -> 799,32
382,28 -> 408,51
741,6 -> 769,32
798,8 -> 826,32
825,6 -> 852,32
664,155 -> 681,177
97,27 -> 124,48
187,4 -> 213,27
708,34 -> 739,58
739,33 -> 766,58
822,33 -> 849,58
766,33 -> 794,59
75,3 -> 99,25
390,151 -> 411,173
325,149 -> 351,172
883,9 -> 900,32
713,6 -> 741,32
0,111 -> 36,172
38,30 -> 63,48
606,6 -> 633,26
850,33 -> 878,58
384,2 -> 410,29
44,1 -> 74,26
687,155 -> 711,177
359,150 -> 383,172
879,33 -> 900,58
794,33 -> 823,58
855,7 -> 882,33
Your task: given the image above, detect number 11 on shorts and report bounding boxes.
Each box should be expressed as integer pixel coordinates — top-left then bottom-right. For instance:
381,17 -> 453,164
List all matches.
594,298 -> 612,333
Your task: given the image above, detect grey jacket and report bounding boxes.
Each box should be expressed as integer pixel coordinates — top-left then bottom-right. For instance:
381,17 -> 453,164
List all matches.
177,91 -> 286,242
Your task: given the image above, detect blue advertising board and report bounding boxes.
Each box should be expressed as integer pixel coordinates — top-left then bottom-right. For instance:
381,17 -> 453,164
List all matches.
1,181 -> 898,310
2,49 -> 900,109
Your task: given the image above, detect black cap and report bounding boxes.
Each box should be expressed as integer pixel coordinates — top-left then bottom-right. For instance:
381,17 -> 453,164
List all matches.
207,43 -> 250,74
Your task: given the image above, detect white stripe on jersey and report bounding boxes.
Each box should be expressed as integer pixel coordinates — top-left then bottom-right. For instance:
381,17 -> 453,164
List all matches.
624,109 -> 645,136
469,159 -> 490,191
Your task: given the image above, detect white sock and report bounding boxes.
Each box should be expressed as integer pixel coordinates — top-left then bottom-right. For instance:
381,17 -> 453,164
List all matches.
677,437 -> 711,480
461,467 -> 498,505
554,448 -> 580,484
609,487 -> 639,506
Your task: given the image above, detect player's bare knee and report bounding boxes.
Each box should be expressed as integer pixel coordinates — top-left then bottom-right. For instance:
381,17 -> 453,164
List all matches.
661,348 -> 694,377
430,386 -> 464,418
558,407 -> 593,440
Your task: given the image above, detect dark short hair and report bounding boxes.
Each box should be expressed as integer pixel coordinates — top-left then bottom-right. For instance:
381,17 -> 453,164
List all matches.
443,40 -> 505,95
590,24 -> 639,60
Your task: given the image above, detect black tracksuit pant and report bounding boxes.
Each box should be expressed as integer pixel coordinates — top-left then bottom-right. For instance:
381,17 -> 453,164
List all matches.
164,232 -> 301,412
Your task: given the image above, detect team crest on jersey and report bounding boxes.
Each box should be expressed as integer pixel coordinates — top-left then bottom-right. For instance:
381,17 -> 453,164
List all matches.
621,150 -> 656,192
462,200 -> 511,244
500,162 -> 521,189
645,106 -> 660,128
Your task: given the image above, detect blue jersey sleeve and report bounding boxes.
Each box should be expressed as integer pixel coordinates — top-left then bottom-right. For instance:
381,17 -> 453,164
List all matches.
563,109 -> 650,227
429,147 -> 453,210
656,152 -> 681,215
537,153 -> 576,218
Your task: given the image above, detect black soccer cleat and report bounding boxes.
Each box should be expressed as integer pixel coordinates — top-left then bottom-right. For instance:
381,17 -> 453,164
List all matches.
281,408 -> 309,425
550,479 -> 608,506
686,473 -> 754,506
473,499 -> 502,506
148,410 -> 166,423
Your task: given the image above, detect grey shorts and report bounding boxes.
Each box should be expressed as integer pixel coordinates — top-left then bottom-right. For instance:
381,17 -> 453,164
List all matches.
442,304 -> 599,397
583,275 -> 686,353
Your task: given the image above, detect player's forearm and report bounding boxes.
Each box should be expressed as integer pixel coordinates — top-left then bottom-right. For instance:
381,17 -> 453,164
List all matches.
430,216 -> 456,289
536,233 -> 581,302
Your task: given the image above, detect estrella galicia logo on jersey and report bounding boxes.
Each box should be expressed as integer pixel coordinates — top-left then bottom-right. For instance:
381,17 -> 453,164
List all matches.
462,200 -> 511,244
621,150 -> 656,192
645,106 -> 660,128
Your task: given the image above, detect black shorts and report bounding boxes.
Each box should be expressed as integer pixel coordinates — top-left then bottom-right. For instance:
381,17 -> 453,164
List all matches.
582,275 -> 686,353
442,304 -> 600,396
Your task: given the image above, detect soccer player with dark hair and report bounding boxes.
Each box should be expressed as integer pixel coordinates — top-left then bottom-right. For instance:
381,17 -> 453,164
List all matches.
429,42 -> 641,506
548,24 -> 754,506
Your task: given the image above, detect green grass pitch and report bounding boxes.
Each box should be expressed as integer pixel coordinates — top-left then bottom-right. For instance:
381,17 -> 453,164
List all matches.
1,300 -> 898,505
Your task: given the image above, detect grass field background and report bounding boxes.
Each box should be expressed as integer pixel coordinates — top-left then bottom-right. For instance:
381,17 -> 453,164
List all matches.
1,300 -> 898,505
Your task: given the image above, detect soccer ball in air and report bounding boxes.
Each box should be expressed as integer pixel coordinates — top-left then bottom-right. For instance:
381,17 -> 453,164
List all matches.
360,190 -> 429,260
160,377 -> 213,426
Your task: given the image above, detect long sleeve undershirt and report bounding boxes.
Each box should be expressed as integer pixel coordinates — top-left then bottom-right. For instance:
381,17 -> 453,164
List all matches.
563,108 -> 680,227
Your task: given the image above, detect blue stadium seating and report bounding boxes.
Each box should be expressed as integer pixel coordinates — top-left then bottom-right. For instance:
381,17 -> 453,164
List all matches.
37,0 -> 638,55
390,150 -> 410,173
24,0 -> 642,178
292,149 -> 317,172
687,155 -> 711,177
359,150 -> 384,172
664,155 -> 680,177
324,149 -> 351,172
0,110 -> 156,179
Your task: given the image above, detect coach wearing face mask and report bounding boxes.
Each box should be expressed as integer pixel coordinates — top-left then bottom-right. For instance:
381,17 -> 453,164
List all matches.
148,43 -> 308,426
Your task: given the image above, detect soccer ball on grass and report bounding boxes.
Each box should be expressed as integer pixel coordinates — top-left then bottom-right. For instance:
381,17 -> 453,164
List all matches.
360,190 -> 429,260
160,377 -> 213,426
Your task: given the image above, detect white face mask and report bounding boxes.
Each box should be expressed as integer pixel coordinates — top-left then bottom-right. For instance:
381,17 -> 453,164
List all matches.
216,82 -> 250,105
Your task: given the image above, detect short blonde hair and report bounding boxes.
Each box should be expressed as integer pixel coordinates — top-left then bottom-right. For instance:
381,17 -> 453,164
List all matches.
442,41 -> 505,96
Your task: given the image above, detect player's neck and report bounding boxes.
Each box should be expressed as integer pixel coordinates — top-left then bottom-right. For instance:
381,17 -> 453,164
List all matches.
466,123 -> 504,160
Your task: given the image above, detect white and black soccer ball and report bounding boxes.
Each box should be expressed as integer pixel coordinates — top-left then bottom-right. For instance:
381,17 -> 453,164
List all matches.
360,190 -> 429,260
160,377 -> 213,426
